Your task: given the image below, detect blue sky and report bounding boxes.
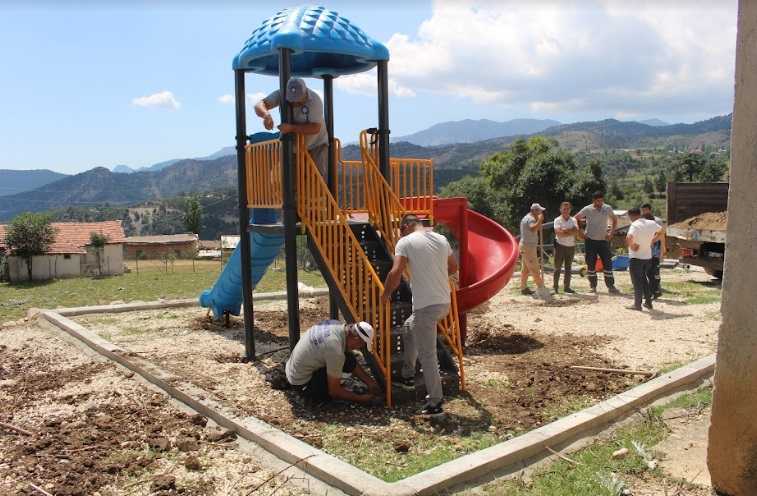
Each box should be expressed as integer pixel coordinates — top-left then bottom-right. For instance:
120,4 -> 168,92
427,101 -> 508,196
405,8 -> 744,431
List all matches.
0,0 -> 738,175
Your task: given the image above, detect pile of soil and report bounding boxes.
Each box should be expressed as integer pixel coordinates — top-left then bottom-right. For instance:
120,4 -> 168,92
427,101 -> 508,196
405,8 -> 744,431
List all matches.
669,211 -> 727,231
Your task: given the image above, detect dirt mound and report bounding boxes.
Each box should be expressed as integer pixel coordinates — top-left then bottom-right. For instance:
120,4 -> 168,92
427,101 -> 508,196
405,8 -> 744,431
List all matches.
669,211 -> 727,231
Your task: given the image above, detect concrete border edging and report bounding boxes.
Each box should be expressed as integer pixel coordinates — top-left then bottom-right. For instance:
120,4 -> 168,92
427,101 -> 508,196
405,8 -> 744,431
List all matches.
40,299 -> 715,496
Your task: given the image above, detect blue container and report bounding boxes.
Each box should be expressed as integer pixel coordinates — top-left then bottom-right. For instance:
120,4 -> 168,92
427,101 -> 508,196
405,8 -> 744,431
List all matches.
612,255 -> 630,271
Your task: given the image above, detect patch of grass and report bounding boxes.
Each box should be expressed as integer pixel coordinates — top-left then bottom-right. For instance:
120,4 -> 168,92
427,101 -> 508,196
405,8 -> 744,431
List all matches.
319,419 -> 504,482
704,310 -> 722,321
121,326 -> 154,336
0,260 -> 325,322
687,294 -> 722,305
461,387 -> 713,496
97,331 -> 113,341
539,397 -> 595,421
651,387 -> 712,416
660,278 -> 721,305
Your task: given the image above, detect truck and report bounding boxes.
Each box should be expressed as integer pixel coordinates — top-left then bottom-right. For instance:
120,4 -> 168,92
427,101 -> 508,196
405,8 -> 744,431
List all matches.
666,182 -> 728,279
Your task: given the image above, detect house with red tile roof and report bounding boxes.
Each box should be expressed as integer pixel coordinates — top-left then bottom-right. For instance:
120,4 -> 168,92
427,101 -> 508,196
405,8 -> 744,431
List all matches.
0,221 -> 125,282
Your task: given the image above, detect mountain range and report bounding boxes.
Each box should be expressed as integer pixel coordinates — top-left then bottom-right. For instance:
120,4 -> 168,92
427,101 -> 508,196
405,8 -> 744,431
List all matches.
0,115 -> 731,222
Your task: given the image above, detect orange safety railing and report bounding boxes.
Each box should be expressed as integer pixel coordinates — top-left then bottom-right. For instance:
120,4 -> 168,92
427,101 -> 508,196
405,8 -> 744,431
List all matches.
334,139 -> 369,215
293,136 -> 394,406
390,158 -> 435,221
245,139 -> 284,208
358,130 -> 465,389
243,133 -> 464,400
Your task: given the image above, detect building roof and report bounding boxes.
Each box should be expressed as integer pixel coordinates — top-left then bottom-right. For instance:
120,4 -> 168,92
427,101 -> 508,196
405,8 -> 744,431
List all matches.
0,221 -> 126,255
124,234 -> 199,245
198,239 -> 221,250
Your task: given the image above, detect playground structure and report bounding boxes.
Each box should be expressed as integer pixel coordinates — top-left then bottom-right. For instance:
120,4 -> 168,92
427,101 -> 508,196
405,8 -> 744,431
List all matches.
198,5 -> 519,406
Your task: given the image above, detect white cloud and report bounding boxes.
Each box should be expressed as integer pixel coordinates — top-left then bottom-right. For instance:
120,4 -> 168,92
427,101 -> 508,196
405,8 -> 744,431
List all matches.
380,0 -> 737,120
218,94 -> 234,105
131,91 -> 180,109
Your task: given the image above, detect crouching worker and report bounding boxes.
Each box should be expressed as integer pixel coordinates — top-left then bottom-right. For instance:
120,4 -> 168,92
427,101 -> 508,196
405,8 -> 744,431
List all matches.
285,320 -> 383,411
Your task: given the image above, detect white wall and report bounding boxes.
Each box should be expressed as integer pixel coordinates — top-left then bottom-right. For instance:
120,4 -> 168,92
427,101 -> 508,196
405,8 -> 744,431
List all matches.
9,254 -> 81,282
7,244 -> 124,281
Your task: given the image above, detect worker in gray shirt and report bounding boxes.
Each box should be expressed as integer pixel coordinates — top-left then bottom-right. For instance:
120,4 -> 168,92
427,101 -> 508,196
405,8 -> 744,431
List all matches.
574,192 -> 620,294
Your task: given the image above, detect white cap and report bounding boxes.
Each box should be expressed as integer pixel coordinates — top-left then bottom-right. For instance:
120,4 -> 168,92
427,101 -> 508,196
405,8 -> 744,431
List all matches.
354,321 -> 374,352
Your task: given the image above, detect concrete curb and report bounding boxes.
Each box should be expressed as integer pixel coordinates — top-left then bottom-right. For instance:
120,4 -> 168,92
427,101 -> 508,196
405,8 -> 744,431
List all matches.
53,287 -> 331,317
40,298 -> 715,496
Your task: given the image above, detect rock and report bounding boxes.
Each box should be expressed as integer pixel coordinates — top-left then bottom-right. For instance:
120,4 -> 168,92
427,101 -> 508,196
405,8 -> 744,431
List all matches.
184,454 -> 202,471
190,414 -> 208,426
205,429 -> 237,443
150,475 -> 176,492
147,437 -> 171,451
176,438 -> 199,452
612,447 -> 629,459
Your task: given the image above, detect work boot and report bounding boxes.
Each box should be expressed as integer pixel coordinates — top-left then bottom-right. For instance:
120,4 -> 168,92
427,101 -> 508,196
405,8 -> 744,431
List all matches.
521,288 -> 535,295
608,286 -> 621,295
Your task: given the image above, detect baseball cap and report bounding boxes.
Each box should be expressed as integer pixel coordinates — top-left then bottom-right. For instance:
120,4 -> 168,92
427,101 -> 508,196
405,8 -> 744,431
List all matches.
354,321 -> 374,352
285,77 -> 306,103
530,203 -> 546,211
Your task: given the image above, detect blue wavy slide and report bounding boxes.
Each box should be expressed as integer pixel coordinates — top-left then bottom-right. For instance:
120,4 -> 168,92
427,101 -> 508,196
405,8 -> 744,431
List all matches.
199,208 -> 284,317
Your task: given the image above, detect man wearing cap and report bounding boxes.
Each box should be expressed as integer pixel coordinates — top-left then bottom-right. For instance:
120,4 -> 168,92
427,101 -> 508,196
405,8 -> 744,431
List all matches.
285,320 -> 382,410
519,203 -> 548,295
574,192 -> 621,294
254,77 -> 330,182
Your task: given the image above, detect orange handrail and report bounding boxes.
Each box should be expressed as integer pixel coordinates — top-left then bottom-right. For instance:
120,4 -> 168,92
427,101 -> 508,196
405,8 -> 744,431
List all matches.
358,130 -> 465,389
294,136 -> 394,406
243,132 -> 465,402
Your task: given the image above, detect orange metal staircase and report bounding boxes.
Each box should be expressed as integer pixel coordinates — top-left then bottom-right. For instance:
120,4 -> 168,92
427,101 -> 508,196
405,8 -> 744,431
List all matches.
244,133 -> 464,406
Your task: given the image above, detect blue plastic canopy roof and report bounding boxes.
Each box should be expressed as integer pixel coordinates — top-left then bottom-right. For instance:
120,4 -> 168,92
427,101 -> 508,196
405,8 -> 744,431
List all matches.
232,4 -> 389,78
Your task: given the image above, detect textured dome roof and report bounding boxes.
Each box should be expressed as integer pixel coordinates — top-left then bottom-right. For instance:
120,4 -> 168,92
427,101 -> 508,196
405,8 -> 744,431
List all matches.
232,4 -> 389,77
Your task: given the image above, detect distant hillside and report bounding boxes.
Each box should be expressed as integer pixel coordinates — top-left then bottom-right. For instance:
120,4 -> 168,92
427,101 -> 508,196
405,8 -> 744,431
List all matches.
543,115 -> 732,152
0,169 -> 68,198
0,157 -> 237,221
0,115 -> 732,222
639,118 -> 670,127
113,140 -> 257,174
393,118 -> 561,146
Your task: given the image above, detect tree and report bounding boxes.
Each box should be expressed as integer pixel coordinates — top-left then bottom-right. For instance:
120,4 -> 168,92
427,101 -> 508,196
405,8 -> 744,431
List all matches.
89,232 -> 110,277
183,195 -> 203,235
438,175 -> 505,221
675,153 -> 705,182
642,176 -> 654,196
479,136 -> 605,231
655,170 -> 667,195
3,212 -> 56,281
696,160 -> 728,182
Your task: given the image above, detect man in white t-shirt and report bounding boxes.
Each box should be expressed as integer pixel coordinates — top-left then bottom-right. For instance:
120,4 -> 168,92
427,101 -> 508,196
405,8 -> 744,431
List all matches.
641,202 -> 666,299
380,213 -> 458,418
553,201 -> 583,293
626,207 -> 664,311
